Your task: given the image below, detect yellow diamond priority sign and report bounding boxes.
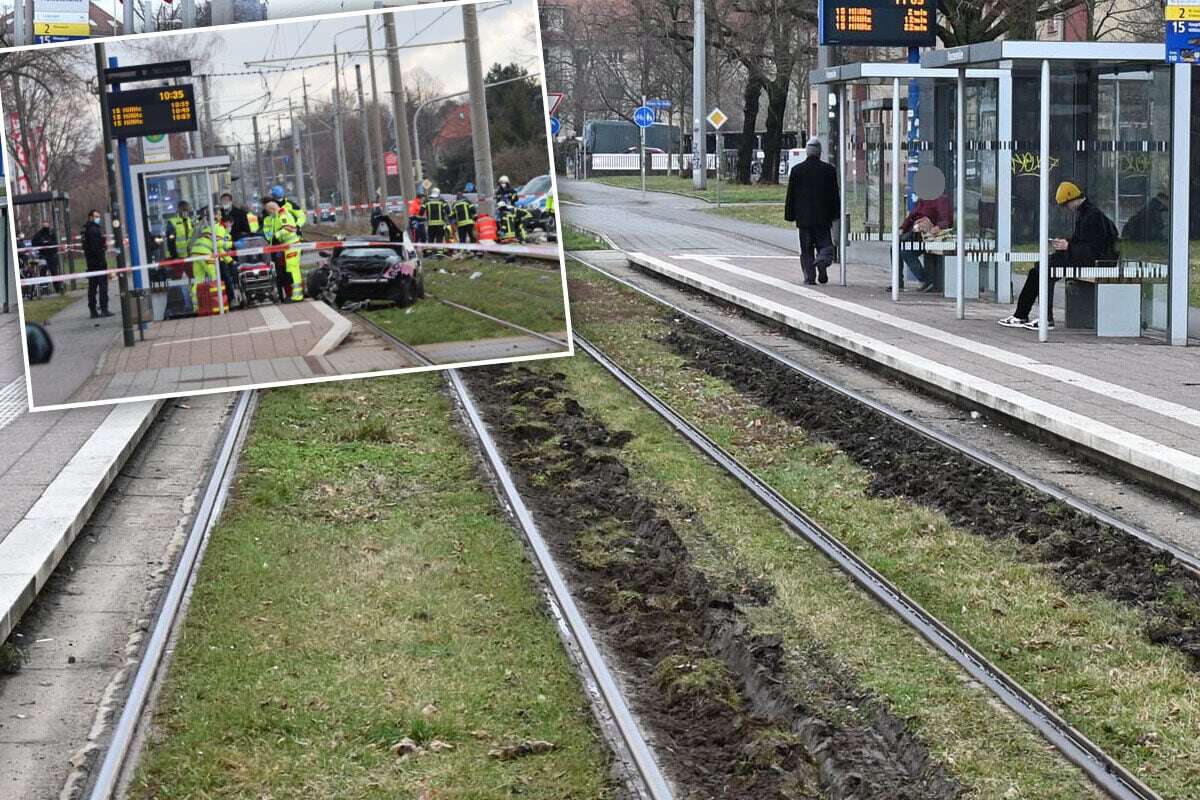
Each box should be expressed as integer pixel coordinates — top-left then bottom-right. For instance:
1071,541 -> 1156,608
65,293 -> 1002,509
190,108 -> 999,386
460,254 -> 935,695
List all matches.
706,108 -> 728,130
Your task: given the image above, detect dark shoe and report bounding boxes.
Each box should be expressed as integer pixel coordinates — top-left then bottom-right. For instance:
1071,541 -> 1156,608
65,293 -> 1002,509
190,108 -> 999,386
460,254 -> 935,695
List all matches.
921,282 -> 937,293
89,310 -> 99,319
101,310 -> 114,318
817,264 -> 829,284
804,279 -> 816,285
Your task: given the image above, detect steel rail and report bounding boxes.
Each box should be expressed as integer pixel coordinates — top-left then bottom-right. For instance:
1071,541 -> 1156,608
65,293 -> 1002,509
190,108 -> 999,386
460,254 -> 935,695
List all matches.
574,333 -> 1160,800
87,390 -> 257,800
446,369 -> 675,800
434,298 -> 568,348
571,254 -> 1200,576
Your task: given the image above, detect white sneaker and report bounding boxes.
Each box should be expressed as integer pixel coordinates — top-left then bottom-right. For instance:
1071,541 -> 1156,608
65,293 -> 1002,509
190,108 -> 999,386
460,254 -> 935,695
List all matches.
997,315 -> 1027,328
1022,319 -> 1055,331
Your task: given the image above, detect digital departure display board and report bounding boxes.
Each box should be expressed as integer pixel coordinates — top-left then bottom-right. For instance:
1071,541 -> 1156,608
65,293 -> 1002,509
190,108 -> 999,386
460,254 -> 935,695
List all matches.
818,0 -> 937,48
107,85 -> 197,139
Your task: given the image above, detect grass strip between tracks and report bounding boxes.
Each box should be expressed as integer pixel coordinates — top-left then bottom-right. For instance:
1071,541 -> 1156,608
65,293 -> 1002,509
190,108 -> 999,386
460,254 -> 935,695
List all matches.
363,259 -> 568,347
129,374 -> 617,799
592,175 -> 787,204
566,258 -> 1200,798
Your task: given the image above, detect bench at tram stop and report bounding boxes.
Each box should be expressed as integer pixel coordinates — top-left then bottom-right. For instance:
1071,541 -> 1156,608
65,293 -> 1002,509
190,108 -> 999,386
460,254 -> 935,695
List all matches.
1054,259 -> 1169,337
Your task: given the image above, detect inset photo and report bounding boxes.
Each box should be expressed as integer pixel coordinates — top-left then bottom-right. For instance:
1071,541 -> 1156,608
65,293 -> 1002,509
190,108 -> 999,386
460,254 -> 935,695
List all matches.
3,0 -> 569,411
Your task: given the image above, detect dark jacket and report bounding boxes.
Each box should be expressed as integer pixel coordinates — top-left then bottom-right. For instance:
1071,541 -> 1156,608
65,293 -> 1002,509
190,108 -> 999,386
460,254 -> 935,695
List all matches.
32,227 -> 60,271
784,155 -> 840,228
1066,198 -> 1118,268
223,205 -> 253,242
82,220 -> 106,270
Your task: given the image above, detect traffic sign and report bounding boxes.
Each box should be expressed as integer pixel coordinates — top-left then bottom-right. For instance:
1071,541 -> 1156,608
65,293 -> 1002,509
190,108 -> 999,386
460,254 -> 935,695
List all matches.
108,85 -> 198,139
547,92 -> 565,118
633,106 -> 655,128
1166,1 -> 1200,62
646,99 -> 672,109
706,108 -> 728,130
385,151 -> 399,176
550,116 -> 562,136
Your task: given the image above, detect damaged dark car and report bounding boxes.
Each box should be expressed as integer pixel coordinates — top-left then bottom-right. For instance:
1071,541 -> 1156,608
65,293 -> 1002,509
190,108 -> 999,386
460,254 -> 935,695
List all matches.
307,235 -> 425,308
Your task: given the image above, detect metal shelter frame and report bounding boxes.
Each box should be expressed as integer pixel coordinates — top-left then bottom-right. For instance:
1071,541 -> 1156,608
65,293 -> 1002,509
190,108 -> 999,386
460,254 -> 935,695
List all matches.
811,63 -> 1011,307
924,41 -> 1192,346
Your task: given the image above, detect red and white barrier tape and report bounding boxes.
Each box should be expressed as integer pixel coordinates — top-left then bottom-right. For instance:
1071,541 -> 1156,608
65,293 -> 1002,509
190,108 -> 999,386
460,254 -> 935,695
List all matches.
18,238 -> 559,287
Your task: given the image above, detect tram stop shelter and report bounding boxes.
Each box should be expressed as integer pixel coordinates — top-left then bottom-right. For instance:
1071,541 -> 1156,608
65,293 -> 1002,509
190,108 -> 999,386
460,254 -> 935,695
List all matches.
813,44 -> 1195,346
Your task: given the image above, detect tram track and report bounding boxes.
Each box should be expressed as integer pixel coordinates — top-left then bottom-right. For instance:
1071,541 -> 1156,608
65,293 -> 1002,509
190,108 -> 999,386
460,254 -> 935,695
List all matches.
568,332 -> 1159,800
84,390 -> 256,800
570,253 -> 1200,575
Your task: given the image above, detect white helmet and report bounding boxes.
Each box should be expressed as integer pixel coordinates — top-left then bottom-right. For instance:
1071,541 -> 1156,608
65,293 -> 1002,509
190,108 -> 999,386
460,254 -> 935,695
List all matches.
498,175 -> 510,185
430,187 -> 440,198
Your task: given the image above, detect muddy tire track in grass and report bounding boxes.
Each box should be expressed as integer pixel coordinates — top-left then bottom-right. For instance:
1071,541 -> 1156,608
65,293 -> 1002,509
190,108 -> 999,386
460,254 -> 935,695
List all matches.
464,366 -> 961,800
661,316 -> 1200,666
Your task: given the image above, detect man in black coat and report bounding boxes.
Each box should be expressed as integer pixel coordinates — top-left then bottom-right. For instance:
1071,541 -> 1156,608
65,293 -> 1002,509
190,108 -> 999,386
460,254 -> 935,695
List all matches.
31,225 -> 64,295
82,210 -> 113,318
784,137 -> 840,284
220,193 -> 254,242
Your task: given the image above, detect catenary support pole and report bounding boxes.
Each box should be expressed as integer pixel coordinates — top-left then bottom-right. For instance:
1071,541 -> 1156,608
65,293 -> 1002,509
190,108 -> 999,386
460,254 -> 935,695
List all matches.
997,71 -> 1013,303
211,0 -> 234,26
302,76 -> 321,206
1038,59 -> 1050,342
252,115 -> 266,206
333,45 -> 354,219
955,69 -> 965,319
355,64 -> 378,205
383,11 -> 415,228
691,0 -> 707,190
182,0 -> 195,29
290,100 -> 306,219
462,2 -> 495,214
123,0 -> 135,34
94,43 -> 134,348
366,20 -> 390,201
892,77 -> 901,302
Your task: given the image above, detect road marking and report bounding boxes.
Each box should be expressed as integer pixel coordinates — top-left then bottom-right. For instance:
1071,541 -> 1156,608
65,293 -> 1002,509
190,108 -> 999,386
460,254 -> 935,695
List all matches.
258,304 -> 293,330
0,376 -> 27,433
628,251 -> 1200,492
677,254 -> 1200,434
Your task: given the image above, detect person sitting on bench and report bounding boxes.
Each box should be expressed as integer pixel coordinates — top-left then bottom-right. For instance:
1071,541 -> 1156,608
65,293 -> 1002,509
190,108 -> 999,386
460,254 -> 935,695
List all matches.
998,180 -> 1118,331
899,165 -> 953,293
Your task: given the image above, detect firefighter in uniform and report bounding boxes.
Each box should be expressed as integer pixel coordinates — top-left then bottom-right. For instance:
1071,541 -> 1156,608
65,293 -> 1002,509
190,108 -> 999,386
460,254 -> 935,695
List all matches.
188,213 -> 232,313
261,200 -> 304,302
496,201 -> 525,244
271,185 -> 305,237
166,201 -> 194,261
452,190 -> 476,246
424,187 -> 450,254
495,175 -> 519,207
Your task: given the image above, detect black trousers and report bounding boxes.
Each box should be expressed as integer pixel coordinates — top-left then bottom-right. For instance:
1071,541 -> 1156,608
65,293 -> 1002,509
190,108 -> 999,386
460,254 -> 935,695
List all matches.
1014,251 -> 1065,321
428,226 -> 446,244
456,223 -> 475,243
87,274 -> 109,314
797,225 -> 834,283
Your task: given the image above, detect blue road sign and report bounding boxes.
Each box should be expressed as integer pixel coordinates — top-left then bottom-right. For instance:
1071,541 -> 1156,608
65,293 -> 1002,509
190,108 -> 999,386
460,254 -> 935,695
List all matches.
1166,19 -> 1200,63
633,106 -> 655,128
646,99 -> 671,109
550,116 -> 562,136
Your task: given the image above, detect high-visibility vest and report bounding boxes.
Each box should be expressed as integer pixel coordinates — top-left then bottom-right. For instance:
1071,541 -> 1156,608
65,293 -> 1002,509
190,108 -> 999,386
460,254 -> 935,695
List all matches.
247,212 -> 260,233
281,199 -> 305,230
453,199 -> 474,225
261,208 -> 300,245
190,224 -> 232,261
166,215 -> 193,257
425,198 -> 449,227
545,192 -> 556,214
476,214 -> 497,242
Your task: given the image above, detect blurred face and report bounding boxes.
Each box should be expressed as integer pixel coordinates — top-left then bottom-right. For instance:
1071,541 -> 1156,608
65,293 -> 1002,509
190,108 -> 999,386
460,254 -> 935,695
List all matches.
265,201 -> 280,216
179,205 -> 191,217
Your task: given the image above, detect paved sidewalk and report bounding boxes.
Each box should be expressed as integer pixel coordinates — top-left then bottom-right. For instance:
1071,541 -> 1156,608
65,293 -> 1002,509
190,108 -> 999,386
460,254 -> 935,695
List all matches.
562,179 -> 1200,498
30,299 -> 350,408
0,313 -> 159,643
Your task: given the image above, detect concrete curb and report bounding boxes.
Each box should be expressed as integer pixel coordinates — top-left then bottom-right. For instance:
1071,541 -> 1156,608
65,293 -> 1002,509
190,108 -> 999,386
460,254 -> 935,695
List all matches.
0,400 -> 162,643
626,251 -> 1200,498
306,299 -> 352,357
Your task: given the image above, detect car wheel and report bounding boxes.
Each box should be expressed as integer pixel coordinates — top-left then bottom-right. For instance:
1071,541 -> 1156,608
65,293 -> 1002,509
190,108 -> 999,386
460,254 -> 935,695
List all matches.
415,274 -> 426,299
306,267 -> 328,299
390,280 -> 415,308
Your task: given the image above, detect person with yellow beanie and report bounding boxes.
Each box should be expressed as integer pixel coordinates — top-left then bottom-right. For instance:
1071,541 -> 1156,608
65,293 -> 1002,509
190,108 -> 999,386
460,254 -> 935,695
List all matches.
998,180 -> 1118,330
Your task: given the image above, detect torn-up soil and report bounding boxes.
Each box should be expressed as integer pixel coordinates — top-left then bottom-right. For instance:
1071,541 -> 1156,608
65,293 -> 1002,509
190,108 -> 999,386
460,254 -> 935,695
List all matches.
465,366 -> 962,800
662,316 -> 1200,666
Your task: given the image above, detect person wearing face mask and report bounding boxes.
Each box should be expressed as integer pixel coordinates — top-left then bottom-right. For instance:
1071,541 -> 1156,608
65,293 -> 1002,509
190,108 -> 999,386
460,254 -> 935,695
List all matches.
219,192 -> 253,241
83,210 -> 113,319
